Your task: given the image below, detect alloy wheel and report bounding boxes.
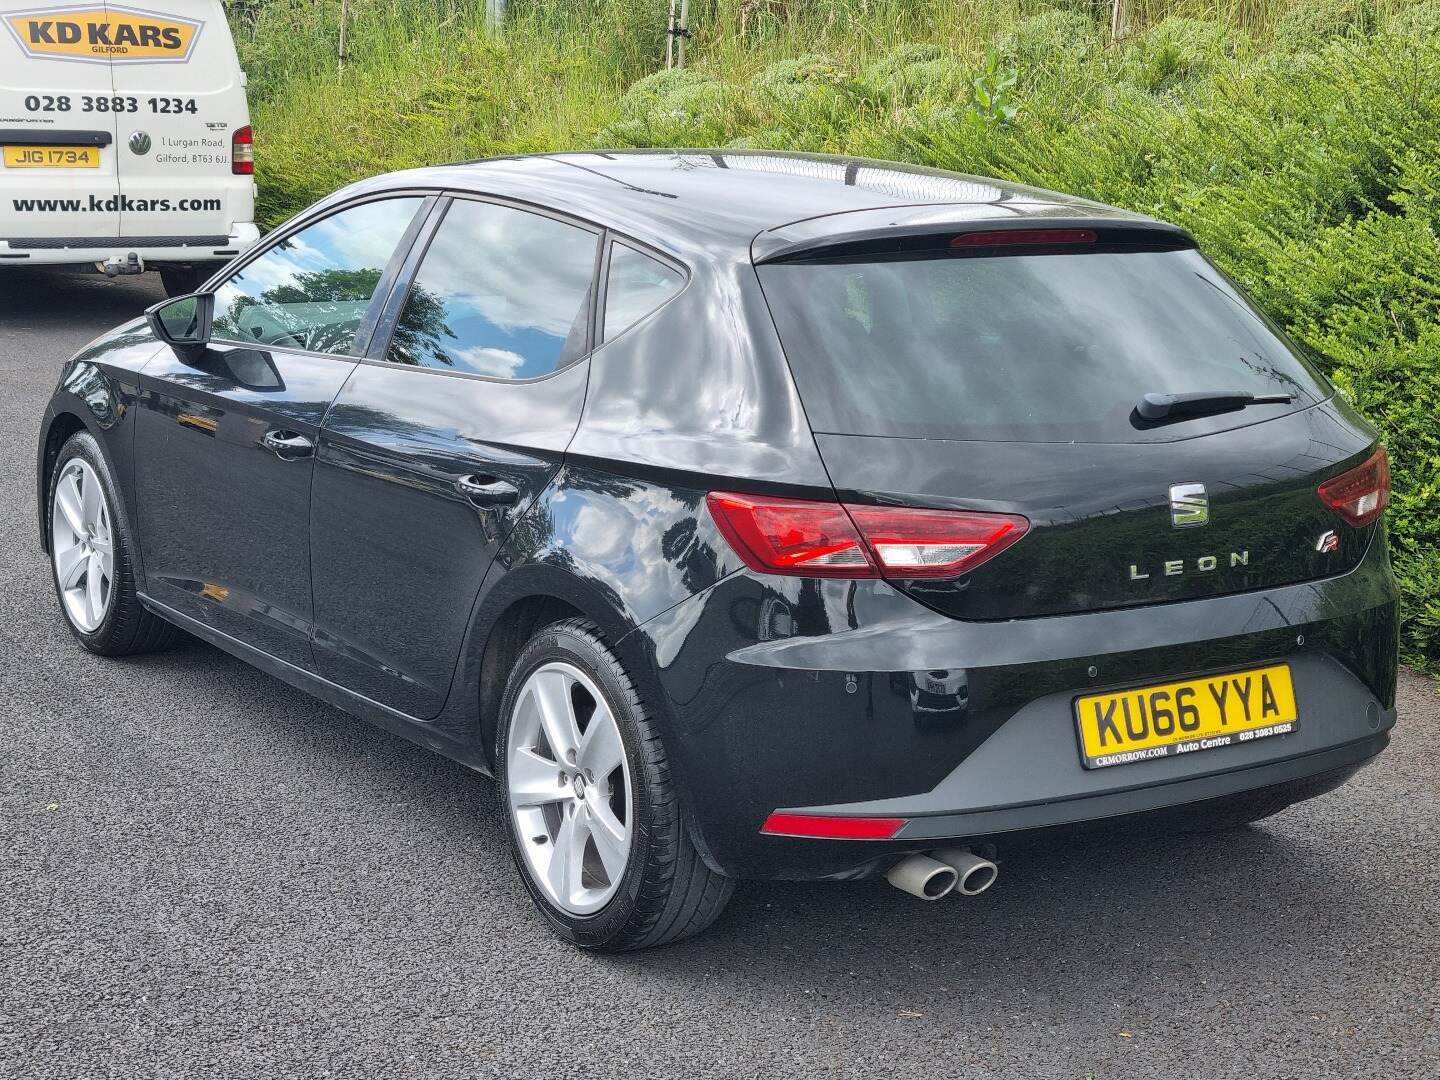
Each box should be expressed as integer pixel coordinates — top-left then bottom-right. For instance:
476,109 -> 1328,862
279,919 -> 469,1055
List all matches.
51,458 -> 114,634
506,661 -> 634,916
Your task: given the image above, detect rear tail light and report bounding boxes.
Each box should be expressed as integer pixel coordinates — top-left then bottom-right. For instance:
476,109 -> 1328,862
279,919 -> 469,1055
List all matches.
761,812 -> 907,840
1317,446 -> 1389,527
845,505 -> 1028,577
706,492 -> 870,576
231,125 -> 253,175
705,491 -> 1029,579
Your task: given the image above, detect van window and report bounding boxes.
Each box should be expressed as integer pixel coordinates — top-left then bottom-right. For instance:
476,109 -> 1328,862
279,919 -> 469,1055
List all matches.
603,244 -> 684,341
758,247 -> 1329,443
211,198 -> 423,354
385,200 -> 598,379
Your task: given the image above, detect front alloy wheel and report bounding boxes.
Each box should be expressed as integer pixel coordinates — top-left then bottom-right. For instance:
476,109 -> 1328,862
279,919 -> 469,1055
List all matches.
47,431 -> 181,656
506,661 -> 634,916
51,457 -> 114,632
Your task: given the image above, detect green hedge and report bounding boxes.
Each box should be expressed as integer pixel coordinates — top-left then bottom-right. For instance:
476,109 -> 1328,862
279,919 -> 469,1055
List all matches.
238,2 -> 1440,668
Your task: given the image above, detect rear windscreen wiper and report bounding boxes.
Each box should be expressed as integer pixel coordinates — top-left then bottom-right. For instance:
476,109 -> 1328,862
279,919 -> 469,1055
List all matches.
1135,389 -> 1295,421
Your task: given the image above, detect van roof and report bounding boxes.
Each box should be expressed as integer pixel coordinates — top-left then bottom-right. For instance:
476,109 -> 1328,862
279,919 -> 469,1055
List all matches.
341,150 -> 1177,260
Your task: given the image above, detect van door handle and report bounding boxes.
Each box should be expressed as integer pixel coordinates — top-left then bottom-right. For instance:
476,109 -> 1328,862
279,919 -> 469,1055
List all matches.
455,474 -> 519,506
261,429 -> 314,459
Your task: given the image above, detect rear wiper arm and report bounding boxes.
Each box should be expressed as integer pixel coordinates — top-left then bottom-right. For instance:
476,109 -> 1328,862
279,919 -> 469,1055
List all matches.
1135,389 -> 1295,421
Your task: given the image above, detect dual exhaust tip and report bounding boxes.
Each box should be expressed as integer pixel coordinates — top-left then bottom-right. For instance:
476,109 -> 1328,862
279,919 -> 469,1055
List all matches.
885,848 -> 998,900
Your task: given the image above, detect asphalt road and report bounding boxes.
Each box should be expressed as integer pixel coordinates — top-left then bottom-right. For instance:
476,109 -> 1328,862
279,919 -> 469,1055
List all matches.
2,267 -> 1438,1080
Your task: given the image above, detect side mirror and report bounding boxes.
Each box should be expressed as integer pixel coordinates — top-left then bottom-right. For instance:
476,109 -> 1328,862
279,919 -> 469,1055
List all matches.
145,292 -> 213,355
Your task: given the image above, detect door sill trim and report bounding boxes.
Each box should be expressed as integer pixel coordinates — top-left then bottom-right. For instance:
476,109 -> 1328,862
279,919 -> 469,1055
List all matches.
137,592 -> 490,773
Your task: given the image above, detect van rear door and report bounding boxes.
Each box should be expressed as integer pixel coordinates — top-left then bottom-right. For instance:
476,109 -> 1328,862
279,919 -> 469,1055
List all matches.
108,0 -> 249,244
0,1 -> 121,248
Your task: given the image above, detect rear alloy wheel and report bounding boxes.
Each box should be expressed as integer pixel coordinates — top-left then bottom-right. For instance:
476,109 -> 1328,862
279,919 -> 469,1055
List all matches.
506,661 -> 634,915
497,618 -> 733,950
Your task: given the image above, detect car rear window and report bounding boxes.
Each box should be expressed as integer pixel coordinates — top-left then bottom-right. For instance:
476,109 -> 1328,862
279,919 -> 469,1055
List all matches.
757,246 -> 1329,443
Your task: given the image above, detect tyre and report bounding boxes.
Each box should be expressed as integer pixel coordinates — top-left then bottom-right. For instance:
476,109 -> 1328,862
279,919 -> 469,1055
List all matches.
47,431 -> 182,656
158,265 -> 212,298
496,618 -> 732,950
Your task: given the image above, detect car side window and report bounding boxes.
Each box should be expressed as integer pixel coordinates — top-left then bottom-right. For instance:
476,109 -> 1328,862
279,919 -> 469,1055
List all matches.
385,199 -> 599,379
603,243 -> 685,342
210,198 -> 423,355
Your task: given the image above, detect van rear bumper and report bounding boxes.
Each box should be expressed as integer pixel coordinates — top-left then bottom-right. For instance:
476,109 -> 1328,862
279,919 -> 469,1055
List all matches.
0,222 -> 259,266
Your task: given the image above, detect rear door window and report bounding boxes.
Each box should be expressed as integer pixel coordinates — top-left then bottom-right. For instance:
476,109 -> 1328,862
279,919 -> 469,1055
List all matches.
385,199 -> 599,379
211,197 -> 423,354
758,245 -> 1329,443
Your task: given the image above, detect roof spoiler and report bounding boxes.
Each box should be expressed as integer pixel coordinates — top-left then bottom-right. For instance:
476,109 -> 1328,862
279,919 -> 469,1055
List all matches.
752,211 -> 1195,264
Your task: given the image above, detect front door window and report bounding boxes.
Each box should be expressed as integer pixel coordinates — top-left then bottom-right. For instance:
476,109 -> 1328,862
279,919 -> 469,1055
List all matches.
211,198 -> 424,355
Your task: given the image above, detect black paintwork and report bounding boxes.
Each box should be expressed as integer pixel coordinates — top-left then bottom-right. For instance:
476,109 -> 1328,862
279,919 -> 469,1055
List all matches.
311,359 -> 589,717
36,151 -> 1400,883
815,398 -> 1376,621
133,342 -> 357,668
0,127 -> 113,146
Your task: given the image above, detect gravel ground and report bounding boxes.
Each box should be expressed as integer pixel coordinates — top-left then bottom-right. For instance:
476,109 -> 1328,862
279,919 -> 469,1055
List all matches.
2,268 -> 1438,1080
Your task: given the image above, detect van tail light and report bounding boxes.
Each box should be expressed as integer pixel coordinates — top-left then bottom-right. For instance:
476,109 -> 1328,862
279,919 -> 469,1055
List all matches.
231,125 -> 254,175
705,491 -> 1029,579
1317,446 -> 1390,527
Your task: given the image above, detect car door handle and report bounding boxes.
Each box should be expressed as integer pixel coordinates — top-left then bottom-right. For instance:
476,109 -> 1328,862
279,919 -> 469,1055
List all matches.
455,474 -> 519,506
261,429 -> 314,459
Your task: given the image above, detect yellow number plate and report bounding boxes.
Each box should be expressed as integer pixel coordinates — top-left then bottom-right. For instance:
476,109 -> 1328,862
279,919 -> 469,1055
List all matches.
1075,664 -> 1297,770
3,145 -> 99,168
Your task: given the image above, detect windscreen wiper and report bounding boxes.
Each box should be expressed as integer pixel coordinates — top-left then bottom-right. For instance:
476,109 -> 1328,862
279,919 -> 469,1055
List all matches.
1135,389 -> 1295,421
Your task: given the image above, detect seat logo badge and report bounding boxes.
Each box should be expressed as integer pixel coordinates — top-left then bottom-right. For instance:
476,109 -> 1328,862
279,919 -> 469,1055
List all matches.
127,130 -> 151,155
1169,482 -> 1208,528
1316,530 -> 1340,554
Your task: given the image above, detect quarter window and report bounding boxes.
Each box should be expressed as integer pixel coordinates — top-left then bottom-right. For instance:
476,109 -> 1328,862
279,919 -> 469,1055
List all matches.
211,198 -> 423,355
386,199 -> 599,379
602,243 -> 685,341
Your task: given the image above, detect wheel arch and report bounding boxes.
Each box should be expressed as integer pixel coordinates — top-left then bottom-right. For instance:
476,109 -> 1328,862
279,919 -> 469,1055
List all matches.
37,410 -> 94,555
469,562 -> 650,772
465,560 -> 729,881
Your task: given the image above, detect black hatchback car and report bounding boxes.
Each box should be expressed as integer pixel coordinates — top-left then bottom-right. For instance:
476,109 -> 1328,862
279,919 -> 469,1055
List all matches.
37,151 -> 1398,949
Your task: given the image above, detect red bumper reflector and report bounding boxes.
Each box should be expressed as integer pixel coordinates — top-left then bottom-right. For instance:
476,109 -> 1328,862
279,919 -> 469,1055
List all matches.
761,812 -> 907,840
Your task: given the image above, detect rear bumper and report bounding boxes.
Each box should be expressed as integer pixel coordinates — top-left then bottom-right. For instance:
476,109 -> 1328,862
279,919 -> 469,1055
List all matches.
748,736 -> 1385,880
0,222 -> 259,267
630,530 -> 1399,880
832,721 -> 1389,843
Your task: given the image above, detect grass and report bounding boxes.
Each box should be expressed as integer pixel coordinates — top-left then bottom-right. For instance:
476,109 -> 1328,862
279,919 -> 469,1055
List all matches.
228,0 -> 1440,669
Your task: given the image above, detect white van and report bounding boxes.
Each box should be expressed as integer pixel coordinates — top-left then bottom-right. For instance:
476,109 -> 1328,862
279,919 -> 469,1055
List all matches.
0,0 -> 257,295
